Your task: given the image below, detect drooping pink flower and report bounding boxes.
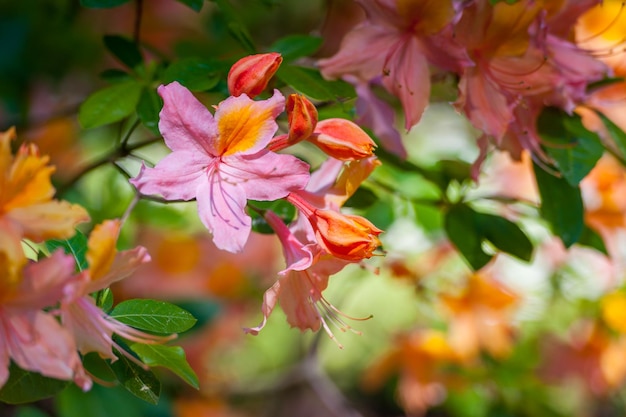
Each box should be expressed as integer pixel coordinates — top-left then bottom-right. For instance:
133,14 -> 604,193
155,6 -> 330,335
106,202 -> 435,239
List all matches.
131,82 -> 310,253
60,220 -> 173,363
245,158 -> 380,340
318,0 -> 468,131
0,251 -> 90,390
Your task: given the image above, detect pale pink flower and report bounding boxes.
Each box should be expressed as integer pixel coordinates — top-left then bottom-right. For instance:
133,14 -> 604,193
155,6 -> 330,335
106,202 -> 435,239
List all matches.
60,220 -> 173,363
0,251 -> 90,390
131,82 -> 310,253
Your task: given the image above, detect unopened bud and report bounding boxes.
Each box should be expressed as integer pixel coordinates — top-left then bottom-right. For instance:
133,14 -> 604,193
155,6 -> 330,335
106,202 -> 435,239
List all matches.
287,94 -> 318,143
227,52 -> 283,98
312,209 -> 382,261
307,119 -> 376,160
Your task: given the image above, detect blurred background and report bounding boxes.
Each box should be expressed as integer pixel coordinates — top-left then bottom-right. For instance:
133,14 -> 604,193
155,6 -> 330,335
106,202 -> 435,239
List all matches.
3,1 -> 626,416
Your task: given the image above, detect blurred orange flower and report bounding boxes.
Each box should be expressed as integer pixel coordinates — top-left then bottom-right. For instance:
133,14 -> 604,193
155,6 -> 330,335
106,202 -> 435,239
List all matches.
0,127 -> 88,241
440,273 -> 519,361
362,329 -> 460,417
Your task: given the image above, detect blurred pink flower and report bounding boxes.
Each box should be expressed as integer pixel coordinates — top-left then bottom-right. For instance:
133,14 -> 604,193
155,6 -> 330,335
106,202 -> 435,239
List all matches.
318,0 -> 467,131
131,82 -> 310,253
60,220 -> 173,363
0,251 -> 90,390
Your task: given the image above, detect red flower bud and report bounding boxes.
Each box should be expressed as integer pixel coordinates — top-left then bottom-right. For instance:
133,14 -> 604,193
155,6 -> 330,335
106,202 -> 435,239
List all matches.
307,118 -> 376,160
287,94 -> 318,143
227,52 -> 282,98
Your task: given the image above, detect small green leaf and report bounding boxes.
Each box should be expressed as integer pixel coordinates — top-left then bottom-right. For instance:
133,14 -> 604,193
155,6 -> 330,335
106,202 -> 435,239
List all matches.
248,199 -> 297,234
80,0 -> 130,7
79,81 -> 143,129
539,108 -> 604,186
82,353 -> 116,384
277,65 -> 355,101
0,363 -> 69,404
103,35 -> 143,70
136,88 -> 162,135
475,212 -> 534,262
578,224 -> 609,255
110,299 -> 197,334
46,230 -> 89,272
97,288 -> 114,312
269,35 -> 322,62
175,0 -> 204,11
445,204 -> 493,271
596,110 -> 626,160
163,58 -> 222,92
533,162 -> 584,247
109,353 -> 160,404
131,344 -> 199,389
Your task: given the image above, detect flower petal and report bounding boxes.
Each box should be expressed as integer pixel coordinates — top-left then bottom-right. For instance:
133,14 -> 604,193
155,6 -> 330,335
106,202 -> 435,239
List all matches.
158,82 -> 218,155
381,36 -> 431,130
214,90 -> 285,156
319,24 -> 395,81
196,169 -> 251,253
7,200 -> 89,242
130,151 -> 209,200
221,151 -> 310,201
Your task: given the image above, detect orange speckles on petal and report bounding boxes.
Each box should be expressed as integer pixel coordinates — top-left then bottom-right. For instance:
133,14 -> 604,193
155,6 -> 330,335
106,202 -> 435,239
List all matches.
87,220 -> 121,281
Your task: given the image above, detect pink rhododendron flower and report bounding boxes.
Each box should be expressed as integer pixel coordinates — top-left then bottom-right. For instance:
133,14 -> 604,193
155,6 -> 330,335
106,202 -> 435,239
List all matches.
245,157 -> 380,340
319,0 -> 468,131
60,220 -> 174,363
131,82 -> 310,253
0,251 -> 90,390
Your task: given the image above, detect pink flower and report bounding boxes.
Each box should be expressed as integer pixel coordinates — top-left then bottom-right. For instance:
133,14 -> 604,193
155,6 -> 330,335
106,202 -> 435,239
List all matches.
319,0 -> 468,131
245,158 -> 380,341
60,220 -> 173,363
0,251 -> 90,390
131,82 -> 310,253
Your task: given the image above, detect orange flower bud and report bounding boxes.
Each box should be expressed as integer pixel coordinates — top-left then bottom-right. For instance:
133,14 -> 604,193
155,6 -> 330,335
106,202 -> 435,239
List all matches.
227,52 -> 283,98
311,209 -> 382,261
287,94 -> 318,143
307,118 -> 376,160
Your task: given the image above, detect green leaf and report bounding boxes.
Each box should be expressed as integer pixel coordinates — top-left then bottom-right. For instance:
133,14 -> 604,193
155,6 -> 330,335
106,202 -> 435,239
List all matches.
578,225 -> 609,255
175,0 -> 204,11
136,88 -> 162,135
103,35 -> 143,70
539,107 -> 604,186
109,353 -> 160,404
130,344 -> 199,389
45,230 -> 89,272
110,299 -> 197,334
269,35 -> 322,62
475,212 -> 534,262
163,58 -> 222,92
82,353 -> 116,384
80,0 -> 130,7
97,288 -> 114,312
0,363 -> 68,404
533,162 -> 584,247
79,81 -> 143,129
596,110 -> 626,159
444,204 -> 493,270
248,199 -> 297,234
276,65 -> 355,101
